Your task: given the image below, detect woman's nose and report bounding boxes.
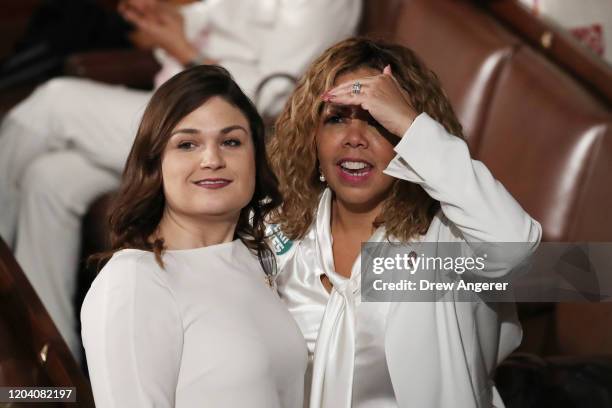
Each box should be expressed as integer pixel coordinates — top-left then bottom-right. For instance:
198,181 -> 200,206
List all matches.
199,146 -> 225,169
342,119 -> 369,148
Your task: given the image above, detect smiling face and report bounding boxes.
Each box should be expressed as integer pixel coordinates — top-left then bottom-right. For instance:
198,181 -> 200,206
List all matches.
316,67 -> 397,211
161,96 -> 256,222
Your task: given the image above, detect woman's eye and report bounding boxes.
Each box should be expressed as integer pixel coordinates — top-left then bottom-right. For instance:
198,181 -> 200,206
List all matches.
222,139 -> 242,147
324,115 -> 344,125
177,141 -> 196,150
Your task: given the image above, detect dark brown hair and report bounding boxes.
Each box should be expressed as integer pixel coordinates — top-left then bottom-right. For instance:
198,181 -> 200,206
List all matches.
268,37 -> 464,241
96,65 -> 280,272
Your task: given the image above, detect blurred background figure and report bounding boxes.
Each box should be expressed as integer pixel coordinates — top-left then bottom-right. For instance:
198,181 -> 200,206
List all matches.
0,0 -> 361,361
0,0 -> 134,91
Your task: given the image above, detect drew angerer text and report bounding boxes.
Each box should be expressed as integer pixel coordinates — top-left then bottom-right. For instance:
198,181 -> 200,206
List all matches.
371,279 -> 508,293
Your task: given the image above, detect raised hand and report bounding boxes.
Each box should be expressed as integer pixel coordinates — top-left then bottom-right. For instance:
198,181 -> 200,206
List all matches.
119,1 -> 199,65
119,0 -> 158,16
322,65 -> 418,138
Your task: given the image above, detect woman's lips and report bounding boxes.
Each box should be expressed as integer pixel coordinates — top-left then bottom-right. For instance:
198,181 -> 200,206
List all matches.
336,160 -> 374,185
193,179 -> 232,189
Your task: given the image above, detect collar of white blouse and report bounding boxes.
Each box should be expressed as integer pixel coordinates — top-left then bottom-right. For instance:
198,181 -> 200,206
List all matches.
309,188 -> 386,408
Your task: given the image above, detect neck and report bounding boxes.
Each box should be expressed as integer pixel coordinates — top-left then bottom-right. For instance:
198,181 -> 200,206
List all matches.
331,196 -> 384,240
156,209 -> 239,250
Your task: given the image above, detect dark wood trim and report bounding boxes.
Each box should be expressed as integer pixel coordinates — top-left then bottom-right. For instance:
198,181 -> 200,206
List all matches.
0,239 -> 95,407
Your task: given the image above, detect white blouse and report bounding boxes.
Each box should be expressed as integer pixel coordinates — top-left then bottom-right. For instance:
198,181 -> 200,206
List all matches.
274,113 -> 542,408
276,191 -> 398,408
81,239 -> 308,408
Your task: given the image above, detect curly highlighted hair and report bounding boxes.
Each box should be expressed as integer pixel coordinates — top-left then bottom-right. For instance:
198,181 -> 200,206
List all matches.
267,37 -> 465,242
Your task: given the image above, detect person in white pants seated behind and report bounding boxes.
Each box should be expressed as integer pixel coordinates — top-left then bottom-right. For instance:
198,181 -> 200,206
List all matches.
0,0 -> 361,360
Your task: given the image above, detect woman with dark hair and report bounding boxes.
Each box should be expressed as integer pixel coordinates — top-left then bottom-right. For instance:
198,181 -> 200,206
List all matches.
267,38 -> 542,408
81,65 -> 307,407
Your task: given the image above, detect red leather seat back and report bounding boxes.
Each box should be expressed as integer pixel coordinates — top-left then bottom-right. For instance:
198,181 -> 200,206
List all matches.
362,0 -> 520,151
564,129 -> 612,241
475,46 -> 612,241
359,0 -> 405,39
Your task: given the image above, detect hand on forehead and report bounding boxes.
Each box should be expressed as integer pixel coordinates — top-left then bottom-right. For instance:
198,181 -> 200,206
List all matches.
321,102 -> 398,146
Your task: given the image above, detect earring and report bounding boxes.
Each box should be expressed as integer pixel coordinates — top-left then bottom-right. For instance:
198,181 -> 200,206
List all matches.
319,170 -> 326,183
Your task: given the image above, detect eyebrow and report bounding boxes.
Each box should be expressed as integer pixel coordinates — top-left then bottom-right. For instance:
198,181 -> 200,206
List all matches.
170,125 -> 249,136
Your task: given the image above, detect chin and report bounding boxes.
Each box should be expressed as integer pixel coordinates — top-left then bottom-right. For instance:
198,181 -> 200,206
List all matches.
331,183 -> 390,210
192,189 -> 251,212
194,205 -> 243,219
187,197 -> 245,218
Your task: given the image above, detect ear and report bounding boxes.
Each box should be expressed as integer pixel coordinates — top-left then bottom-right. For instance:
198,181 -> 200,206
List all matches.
383,64 -> 392,76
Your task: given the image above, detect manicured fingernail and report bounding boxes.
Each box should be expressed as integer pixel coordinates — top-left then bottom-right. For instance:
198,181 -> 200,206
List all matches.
321,93 -> 335,102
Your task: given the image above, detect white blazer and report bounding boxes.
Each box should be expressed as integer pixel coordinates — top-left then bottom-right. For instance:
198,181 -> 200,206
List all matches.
273,113 -> 542,408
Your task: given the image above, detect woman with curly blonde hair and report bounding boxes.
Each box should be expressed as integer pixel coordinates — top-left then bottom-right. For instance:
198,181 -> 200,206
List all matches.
267,37 -> 542,408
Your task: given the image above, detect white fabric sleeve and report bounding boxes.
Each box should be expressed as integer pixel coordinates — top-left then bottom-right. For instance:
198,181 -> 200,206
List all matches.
384,113 -> 542,274
180,0 -> 212,40
81,253 -> 183,408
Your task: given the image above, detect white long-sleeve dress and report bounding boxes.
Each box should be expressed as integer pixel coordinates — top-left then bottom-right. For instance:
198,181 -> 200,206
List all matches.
81,239 -> 308,408
273,113 -> 542,408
